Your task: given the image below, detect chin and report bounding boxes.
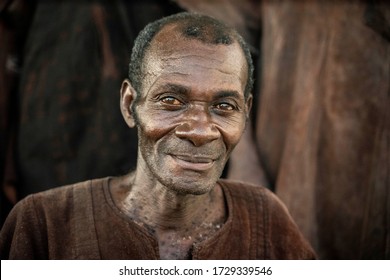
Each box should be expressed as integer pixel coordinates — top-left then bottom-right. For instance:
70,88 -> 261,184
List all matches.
161,175 -> 217,195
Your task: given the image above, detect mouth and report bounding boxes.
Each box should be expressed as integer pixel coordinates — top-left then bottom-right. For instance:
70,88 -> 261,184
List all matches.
170,154 -> 215,171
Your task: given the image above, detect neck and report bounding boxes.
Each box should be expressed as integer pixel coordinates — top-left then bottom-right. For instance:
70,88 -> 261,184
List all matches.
110,164 -> 227,259
122,169 -> 225,233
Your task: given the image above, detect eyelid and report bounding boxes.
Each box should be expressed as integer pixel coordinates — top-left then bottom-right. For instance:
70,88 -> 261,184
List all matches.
215,99 -> 239,109
212,102 -> 238,113
159,95 -> 184,106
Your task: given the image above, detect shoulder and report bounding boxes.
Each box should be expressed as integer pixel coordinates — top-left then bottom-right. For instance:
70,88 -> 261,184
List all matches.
218,179 -> 284,209
2,177 -> 109,234
32,177 -> 107,202
218,179 -> 317,259
24,178 -> 104,212
0,178 -> 109,259
218,179 -> 294,223
0,178 -> 108,259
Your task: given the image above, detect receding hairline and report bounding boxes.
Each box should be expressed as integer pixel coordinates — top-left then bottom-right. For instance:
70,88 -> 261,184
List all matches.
141,21 -> 249,91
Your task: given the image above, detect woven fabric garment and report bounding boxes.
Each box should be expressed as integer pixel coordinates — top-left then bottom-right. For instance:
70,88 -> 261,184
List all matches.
0,177 -> 315,259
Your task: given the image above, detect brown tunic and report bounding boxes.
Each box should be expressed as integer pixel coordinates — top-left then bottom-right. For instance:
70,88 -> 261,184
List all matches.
0,178 -> 315,259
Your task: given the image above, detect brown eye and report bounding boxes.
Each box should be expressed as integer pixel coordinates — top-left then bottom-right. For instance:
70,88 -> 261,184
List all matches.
160,96 -> 183,106
215,103 -> 235,111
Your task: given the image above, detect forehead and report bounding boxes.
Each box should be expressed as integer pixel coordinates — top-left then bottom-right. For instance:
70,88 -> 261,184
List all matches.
141,24 -> 248,94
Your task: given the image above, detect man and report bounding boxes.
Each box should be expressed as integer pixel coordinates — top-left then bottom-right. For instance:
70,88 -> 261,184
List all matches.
0,12 -> 316,259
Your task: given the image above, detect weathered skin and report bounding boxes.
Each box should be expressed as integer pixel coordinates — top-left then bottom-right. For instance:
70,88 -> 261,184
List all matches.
111,23 -> 251,259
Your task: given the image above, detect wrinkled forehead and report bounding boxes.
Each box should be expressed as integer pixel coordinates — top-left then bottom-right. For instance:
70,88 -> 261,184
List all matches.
143,22 -> 248,81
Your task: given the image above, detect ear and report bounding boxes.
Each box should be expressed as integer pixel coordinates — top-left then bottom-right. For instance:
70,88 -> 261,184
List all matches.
120,79 -> 137,128
245,93 -> 253,119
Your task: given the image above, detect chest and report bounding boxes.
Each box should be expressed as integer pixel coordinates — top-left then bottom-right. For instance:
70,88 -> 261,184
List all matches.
157,235 -> 194,259
156,227 -> 221,260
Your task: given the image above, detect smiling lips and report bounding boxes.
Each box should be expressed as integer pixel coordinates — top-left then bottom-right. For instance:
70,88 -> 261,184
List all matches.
171,154 -> 215,171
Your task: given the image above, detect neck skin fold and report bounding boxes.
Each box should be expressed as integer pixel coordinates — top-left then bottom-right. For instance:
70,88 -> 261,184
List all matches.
119,155 -> 226,233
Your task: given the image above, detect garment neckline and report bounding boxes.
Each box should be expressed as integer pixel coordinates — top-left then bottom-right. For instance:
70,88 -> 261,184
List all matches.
101,176 -> 234,259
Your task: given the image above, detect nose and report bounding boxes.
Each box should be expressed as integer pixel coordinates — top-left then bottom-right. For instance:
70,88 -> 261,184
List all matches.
175,104 -> 220,147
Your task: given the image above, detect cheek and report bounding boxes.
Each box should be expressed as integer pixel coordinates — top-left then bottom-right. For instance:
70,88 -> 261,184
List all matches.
222,129 -> 244,152
136,107 -> 176,141
218,118 -> 247,151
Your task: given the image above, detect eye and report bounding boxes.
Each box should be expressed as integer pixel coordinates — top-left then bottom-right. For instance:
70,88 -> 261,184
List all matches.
214,102 -> 236,111
160,96 -> 183,106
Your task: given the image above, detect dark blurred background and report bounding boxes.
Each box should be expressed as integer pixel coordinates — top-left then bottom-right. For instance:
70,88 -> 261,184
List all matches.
0,0 -> 389,259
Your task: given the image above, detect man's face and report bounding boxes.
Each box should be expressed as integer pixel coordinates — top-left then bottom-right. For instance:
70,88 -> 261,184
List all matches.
130,26 -> 251,195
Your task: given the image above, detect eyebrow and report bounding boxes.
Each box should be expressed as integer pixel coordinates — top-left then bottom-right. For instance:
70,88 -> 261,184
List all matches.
214,90 -> 243,101
159,83 -> 190,95
156,83 -> 243,101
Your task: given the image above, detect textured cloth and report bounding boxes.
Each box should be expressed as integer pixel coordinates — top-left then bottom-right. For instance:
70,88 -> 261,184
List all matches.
0,178 -> 316,259
225,0 -> 389,259
257,1 -> 389,259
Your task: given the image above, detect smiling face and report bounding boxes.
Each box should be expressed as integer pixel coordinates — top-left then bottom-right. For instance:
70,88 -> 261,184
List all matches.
121,24 -> 252,195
